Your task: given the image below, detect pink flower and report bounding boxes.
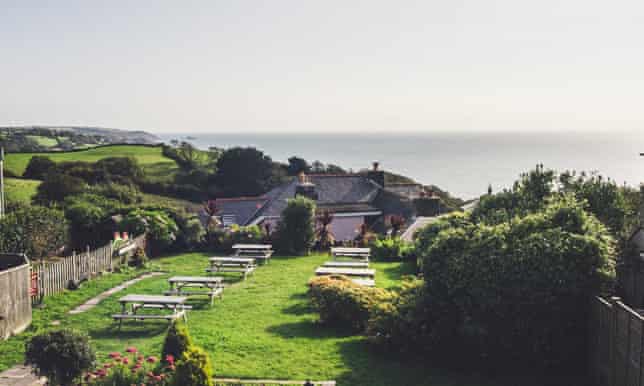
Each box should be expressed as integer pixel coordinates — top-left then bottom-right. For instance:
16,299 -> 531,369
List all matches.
165,354 -> 175,364
122,357 -> 129,364
146,356 -> 157,363
126,347 -> 138,353
109,352 -> 121,359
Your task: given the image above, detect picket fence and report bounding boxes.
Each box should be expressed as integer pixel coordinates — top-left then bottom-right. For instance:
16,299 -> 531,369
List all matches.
31,234 -> 147,298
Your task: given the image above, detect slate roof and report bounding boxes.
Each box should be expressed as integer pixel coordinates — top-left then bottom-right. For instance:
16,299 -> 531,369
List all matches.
218,174 -> 416,226
251,175 -> 381,220
215,197 -> 268,226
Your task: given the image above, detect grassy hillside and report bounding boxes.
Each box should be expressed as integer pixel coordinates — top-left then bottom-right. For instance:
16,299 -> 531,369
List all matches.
3,178 -> 40,203
4,145 -> 177,176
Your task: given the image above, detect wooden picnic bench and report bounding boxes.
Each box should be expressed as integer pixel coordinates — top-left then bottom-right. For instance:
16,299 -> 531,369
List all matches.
113,294 -> 188,330
165,276 -> 224,306
207,257 -> 256,279
331,247 -> 370,262
315,267 -> 376,279
233,244 -> 273,264
322,261 -> 369,269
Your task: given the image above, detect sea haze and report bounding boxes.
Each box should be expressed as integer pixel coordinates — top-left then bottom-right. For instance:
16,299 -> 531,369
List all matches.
158,130 -> 644,200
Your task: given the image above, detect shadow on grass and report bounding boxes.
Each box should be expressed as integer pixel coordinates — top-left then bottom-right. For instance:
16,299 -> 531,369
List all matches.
281,301 -> 313,316
380,262 -> 417,288
91,323 -> 168,340
265,320 -> 355,340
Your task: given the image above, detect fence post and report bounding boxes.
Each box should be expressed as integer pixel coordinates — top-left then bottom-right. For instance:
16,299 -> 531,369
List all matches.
611,296 -> 621,386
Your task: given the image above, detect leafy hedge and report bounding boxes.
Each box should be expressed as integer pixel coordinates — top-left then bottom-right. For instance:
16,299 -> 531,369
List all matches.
206,224 -> 263,253
407,196 -> 616,371
308,275 -> 391,332
371,237 -> 412,262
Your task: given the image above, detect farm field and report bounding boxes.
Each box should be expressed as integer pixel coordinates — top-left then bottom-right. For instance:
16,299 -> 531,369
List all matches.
0,253 -> 578,386
3,145 -> 177,176
3,178 -> 40,203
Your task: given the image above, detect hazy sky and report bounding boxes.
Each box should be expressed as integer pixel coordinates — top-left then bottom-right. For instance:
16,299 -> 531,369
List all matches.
1,1 -> 643,133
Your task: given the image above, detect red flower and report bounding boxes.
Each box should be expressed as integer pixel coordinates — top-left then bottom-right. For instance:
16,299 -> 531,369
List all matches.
165,354 -> 175,364
146,356 -> 157,363
126,347 -> 138,353
122,357 -> 129,364
109,352 -> 121,358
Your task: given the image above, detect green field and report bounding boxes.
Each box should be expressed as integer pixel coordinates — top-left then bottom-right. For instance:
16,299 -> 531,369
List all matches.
4,145 -> 177,176
3,178 -> 40,203
25,135 -> 59,147
0,253 -> 573,385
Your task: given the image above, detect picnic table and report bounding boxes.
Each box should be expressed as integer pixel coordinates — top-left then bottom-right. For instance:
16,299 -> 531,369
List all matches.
315,267 -> 376,279
112,294 -> 189,329
322,261 -> 369,269
207,257 -> 257,279
165,276 -> 224,306
331,247 -> 370,261
233,244 -> 273,264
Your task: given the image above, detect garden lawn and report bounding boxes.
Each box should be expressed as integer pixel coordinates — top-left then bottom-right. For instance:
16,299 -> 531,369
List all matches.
0,253 -> 579,386
3,145 -> 177,176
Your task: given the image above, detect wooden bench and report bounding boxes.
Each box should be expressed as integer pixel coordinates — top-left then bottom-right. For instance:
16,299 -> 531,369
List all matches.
114,294 -> 189,329
112,310 -> 186,321
351,278 -> 376,287
208,257 -> 257,280
315,267 -> 376,279
166,276 -> 225,306
331,247 -> 370,262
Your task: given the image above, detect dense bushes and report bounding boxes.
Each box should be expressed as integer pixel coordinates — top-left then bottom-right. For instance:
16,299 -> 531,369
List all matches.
401,197 -> 616,371
309,275 -> 391,332
371,237 -> 411,261
121,209 -> 179,255
206,224 -> 263,252
25,329 -> 95,386
0,204 -> 68,258
274,196 -> 316,255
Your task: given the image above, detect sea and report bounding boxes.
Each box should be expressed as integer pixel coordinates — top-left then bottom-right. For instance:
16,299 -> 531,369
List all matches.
157,130 -> 644,200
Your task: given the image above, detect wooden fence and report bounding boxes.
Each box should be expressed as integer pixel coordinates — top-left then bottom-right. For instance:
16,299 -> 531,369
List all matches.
32,243 -> 114,298
0,254 -> 32,340
589,296 -> 644,386
213,380 -> 335,386
31,234 -> 147,299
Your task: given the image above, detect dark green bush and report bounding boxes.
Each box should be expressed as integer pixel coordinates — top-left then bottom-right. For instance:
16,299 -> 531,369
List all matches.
308,275 -> 391,332
94,183 -> 142,205
121,208 -> 178,255
25,329 -> 95,386
162,320 -> 194,362
414,196 -> 616,371
367,278 -> 427,350
23,156 -> 56,179
34,172 -> 86,204
207,224 -> 263,252
173,346 -> 214,386
275,196 -> 315,255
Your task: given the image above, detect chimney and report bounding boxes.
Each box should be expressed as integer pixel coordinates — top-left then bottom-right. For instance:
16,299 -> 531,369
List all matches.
366,161 -> 385,187
295,172 -> 318,200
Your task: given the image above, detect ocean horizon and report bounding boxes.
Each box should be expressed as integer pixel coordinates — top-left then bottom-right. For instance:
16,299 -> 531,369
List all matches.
158,130 -> 644,200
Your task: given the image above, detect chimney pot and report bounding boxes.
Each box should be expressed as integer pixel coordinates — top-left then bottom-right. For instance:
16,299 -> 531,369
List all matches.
372,161 -> 379,171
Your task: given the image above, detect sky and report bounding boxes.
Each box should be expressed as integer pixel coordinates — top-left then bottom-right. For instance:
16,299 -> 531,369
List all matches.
1,0 -> 643,134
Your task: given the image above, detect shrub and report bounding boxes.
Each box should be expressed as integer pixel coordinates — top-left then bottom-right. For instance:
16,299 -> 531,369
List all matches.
371,237 -> 411,261
207,224 -> 263,252
367,278 -> 428,350
162,320 -> 194,362
94,183 -> 143,205
121,209 -> 178,255
173,346 -> 214,386
130,247 -> 148,268
308,275 -> 391,332
25,329 -> 95,386
0,204 -> 68,258
416,196 -> 616,371
275,196 -> 316,255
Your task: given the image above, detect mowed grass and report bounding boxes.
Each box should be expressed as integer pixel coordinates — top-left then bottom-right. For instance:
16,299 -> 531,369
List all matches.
25,135 -> 59,147
3,178 -> 40,203
0,253 -> 575,385
4,145 -> 177,176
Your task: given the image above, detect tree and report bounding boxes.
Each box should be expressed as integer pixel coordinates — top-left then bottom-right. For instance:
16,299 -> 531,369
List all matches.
121,208 -> 178,255
215,147 -> 273,197
34,173 -> 86,204
275,196 -> 316,255
0,204 -> 68,258
287,156 -> 310,175
315,210 -> 335,250
23,156 -> 56,179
